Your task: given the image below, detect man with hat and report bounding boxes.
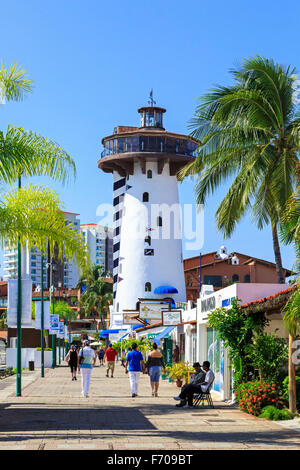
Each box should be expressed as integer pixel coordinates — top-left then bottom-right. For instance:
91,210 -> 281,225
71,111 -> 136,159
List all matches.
174,361 -> 214,408
78,339 -> 96,398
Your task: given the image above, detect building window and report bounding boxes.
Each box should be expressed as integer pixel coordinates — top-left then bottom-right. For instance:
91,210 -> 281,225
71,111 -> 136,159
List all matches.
145,235 -> 151,246
145,282 -> 151,292
244,274 -> 250,283
147,170 -> 152,179
157,216 -> 162,227
203,275 -> 222,288
232,274 -> 239,283
143,192 -> 149,202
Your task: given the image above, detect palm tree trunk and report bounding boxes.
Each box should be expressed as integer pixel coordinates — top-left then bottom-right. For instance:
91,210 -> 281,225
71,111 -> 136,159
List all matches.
271,223 -> 285,283
288,333 -> 297,414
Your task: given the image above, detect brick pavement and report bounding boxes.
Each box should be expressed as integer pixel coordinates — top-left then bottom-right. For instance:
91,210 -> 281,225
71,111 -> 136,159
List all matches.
0,363 -> 299,450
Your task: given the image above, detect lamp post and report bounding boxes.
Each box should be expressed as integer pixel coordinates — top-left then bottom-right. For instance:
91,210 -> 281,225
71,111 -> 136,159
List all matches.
40,254 -> 45,378
16,175 -> 22,396
62,291 -> 67,354
48,260 -> 57,369
58,281 -> 62,365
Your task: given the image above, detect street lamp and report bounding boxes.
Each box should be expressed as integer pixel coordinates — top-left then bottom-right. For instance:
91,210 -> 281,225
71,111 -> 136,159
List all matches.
47,260 -> 56,368
58,282 -> 62,365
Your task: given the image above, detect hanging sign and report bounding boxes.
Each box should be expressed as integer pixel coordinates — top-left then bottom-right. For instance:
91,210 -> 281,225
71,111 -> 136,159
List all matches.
7,279 -> 33,327
123,311 -> 139,325
162,310 -> 182,326
49,314 -> 60,334
35,301 -> 50,330
58,321 -> 65,339
139,303 -> 166,321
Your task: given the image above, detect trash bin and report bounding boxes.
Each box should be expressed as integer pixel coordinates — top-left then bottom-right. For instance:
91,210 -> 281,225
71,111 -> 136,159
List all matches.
28,361 -> 35,371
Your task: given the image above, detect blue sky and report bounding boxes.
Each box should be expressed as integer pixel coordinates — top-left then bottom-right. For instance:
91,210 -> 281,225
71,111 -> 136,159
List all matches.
0,0 -> 299,275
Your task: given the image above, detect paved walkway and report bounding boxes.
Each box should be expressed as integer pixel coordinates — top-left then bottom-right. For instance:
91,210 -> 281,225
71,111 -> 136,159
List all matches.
0,364 -> 299,450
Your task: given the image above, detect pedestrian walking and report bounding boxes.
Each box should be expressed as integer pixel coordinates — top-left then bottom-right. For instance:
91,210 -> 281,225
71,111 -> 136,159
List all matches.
145,342 -> 166,397
172,344 -> 180,363
78,339 -> 96,398
65,344 -> 79,381
105,343 -> 118,378
125,343 -> 145,397
98,346 -> 105,366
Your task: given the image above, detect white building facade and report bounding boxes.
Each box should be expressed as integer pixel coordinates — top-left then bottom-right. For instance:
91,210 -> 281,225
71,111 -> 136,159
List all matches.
80,223 -> 113,274
183,282 -> 289,401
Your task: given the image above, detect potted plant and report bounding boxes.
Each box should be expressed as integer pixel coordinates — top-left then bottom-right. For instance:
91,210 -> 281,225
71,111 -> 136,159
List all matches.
165,362 -> 194,387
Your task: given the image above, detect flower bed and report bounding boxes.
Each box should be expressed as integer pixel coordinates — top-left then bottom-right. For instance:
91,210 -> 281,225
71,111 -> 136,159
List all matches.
235,380 -> 284,416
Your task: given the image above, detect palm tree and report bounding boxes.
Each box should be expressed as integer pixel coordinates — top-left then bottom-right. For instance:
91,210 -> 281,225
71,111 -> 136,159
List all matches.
0,61 -> 85,264
179,56 -> 300,283
281,186 -> 300,413
78,265 -> 113,329
1,61 -> 87,394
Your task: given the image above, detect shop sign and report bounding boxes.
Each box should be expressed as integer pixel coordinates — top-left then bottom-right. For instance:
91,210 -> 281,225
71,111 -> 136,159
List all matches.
201,296 -> 216,313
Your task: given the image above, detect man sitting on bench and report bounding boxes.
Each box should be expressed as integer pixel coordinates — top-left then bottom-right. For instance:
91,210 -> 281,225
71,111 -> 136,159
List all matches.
174,361 -> 215,408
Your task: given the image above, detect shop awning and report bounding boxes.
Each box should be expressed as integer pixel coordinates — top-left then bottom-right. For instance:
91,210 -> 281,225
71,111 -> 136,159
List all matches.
118,331 -> 130,341
155,326 -> 176,346
154,285 -> 178,294
99,329 -> 127,337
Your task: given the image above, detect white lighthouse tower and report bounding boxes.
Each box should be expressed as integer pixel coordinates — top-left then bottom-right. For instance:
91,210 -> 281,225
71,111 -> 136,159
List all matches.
98,95 -> 198,316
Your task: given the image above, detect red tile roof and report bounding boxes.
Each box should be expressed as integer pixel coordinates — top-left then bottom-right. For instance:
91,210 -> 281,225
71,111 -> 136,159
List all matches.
241,285 -> 297,308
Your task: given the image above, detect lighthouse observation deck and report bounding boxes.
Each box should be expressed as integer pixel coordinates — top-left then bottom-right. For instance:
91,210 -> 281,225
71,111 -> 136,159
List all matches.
98,104 -> 199,177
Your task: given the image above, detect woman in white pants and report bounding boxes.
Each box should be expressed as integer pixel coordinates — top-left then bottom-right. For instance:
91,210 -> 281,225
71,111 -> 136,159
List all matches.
78,340 -> 96,398
125,343 -> 145,397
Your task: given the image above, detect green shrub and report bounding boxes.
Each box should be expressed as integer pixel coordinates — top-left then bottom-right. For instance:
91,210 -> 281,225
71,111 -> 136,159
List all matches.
282,375 -> 300,412
259,405 -> 292,421
235,380 -> 284,416
36,348 -> 52,351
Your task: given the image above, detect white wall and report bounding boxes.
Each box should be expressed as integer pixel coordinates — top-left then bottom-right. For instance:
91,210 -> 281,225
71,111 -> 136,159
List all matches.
115,160 -> 186,313
7,348 -> 57,369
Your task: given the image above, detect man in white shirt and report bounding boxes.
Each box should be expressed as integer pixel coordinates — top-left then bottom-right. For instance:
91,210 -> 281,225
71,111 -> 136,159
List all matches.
176,361 -> 215,408
78,340 -> 96,398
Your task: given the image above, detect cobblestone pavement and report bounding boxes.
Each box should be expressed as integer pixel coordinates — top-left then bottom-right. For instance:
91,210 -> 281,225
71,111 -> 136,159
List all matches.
0,364 -> 299,450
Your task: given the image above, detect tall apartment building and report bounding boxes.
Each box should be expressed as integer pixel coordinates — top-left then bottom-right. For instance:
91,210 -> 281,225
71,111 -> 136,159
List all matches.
3,211 -> 81,289
80,224 -> 113,274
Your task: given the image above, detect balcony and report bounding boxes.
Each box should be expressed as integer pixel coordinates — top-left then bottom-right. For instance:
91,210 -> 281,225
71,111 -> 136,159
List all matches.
101,135 -> 198,159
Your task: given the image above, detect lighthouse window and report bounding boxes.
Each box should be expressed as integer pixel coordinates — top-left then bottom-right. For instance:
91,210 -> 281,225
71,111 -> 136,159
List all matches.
145,235 -> 151,246
145,282 -> 152,292
147,170 -> 152,179
125,138 -> 131,152
148,137 -> 156,151
157,216 -> 162,226
142,192 -> 149,202
118,138 -> 124,153
132,137 -> 139,152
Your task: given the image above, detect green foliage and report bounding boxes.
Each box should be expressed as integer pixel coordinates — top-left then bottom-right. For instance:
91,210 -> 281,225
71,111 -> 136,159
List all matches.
207,298 -> 268,385
248,332 -> 288,383
0,62 -> 33,102
54,301 -> 77,321
165,362 -> 195,383
36,348 -> 52,351
235,380 -> 284,416
282,375 -> 300,411
121,338 -> 152,358
0,61 -> 88,271
179,56 -> 300,283
0,184 -> 88,271
259,405 -> 292,421
78,265 -> 113,321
